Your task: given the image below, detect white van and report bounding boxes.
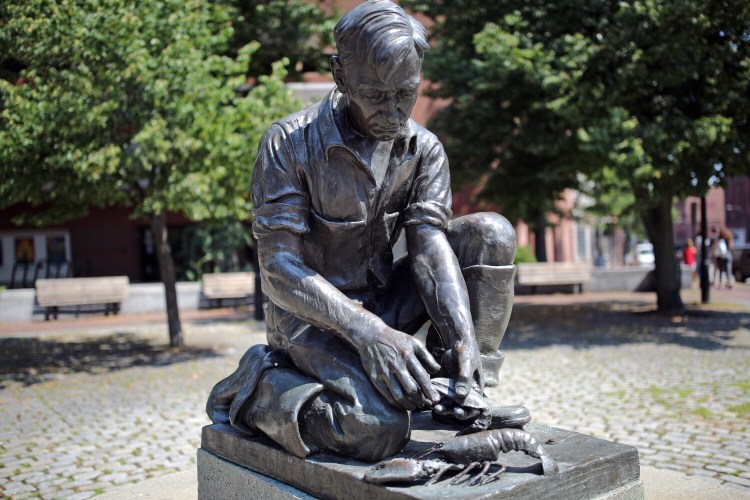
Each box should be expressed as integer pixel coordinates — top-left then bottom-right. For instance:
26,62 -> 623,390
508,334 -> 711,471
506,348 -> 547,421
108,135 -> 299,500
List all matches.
635,242 -> 655,266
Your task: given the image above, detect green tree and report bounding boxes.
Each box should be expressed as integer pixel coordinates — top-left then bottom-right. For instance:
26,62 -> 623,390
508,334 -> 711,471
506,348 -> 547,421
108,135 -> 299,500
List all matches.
225,0 -> 337,78
579,0 -> 750,311
406,0 -> 749,312
0,0 -> 300,345
402,2 -> 603,261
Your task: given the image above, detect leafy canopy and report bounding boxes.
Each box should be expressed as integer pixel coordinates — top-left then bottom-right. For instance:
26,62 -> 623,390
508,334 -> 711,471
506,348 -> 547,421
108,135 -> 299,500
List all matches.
403,1 -> 604,222
225,0 -> 337,78
404,0 -> 749,310
0,0 -> 301,225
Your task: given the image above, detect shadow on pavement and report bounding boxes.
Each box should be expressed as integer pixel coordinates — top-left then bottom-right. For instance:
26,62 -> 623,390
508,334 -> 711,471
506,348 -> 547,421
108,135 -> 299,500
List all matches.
506,300 -> 750,351
0,332 -> 222,388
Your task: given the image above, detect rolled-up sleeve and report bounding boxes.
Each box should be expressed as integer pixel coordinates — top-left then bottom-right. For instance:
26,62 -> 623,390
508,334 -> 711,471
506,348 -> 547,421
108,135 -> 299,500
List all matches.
402,140 -> 453,230
251,124 -> 309,238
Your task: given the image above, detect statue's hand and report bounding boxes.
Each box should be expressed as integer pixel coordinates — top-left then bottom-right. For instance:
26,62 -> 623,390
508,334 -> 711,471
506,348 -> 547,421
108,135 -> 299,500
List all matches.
440,338 -> 484,402
358,327 -> 441,411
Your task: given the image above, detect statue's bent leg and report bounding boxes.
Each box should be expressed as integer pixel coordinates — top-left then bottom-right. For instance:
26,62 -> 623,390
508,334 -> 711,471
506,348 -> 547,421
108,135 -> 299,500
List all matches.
448,212 -> 517,387
240,326 -> 410,462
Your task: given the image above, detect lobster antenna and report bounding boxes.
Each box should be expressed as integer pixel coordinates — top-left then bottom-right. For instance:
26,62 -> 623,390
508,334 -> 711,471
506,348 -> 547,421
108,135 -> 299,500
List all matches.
410,442 -> 443,460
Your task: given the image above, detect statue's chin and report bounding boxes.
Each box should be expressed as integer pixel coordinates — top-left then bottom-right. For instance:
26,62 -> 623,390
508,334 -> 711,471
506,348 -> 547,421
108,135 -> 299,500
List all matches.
370,128 -> 400,141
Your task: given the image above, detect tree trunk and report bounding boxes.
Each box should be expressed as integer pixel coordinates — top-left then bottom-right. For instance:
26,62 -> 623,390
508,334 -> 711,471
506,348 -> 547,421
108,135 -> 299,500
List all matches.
150,212 -> 184,347
533,213 -> 548,262
641,196 -> 684,313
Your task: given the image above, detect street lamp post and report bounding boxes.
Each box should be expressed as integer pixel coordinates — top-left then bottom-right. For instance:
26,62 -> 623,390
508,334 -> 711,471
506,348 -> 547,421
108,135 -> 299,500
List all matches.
700,196 -> 710,303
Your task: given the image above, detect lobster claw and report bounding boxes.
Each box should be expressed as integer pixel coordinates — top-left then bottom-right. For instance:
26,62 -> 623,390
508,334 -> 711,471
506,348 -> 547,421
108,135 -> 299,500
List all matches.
363,458 -> 460,485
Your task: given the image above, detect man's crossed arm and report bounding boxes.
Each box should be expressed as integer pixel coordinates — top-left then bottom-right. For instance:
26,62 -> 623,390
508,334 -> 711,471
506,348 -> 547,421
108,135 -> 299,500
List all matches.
257,230 -> 441,411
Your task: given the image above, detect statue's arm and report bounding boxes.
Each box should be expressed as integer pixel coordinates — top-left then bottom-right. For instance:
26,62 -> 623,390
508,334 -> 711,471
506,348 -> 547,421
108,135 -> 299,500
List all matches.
257,229 -> 440,409
405,224 -> 483,398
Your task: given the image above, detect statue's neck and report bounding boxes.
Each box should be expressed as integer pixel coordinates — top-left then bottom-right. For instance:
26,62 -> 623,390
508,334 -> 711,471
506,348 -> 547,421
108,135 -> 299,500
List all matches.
334,97 -> 392,185
335,97 -> 388,158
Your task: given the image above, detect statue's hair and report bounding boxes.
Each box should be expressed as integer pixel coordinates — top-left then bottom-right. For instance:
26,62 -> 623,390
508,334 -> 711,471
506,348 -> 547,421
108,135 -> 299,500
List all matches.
334,0 -> 429,82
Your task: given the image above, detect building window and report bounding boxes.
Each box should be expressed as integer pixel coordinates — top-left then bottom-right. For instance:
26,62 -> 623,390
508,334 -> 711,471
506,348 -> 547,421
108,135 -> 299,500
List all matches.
1,232 -> 71,287
46,236 -> 67,263
14,237 -> 35,264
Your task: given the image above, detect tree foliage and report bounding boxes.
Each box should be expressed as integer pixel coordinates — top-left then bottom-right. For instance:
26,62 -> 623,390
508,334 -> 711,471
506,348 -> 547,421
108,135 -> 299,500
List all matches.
403,2 -> 604,225
225,0 -> 337,78
579,0 -> 750,311
405,0 -> 750,312
0,0 -> 301,343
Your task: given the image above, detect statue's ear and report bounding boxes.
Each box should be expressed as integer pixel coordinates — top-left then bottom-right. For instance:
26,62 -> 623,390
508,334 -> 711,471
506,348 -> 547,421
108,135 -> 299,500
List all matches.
331,56 -> 346,93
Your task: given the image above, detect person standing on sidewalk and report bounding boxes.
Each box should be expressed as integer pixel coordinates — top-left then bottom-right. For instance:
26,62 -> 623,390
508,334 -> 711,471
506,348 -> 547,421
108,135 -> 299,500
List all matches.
683,239 -> 697,288
718,228 -> 734,289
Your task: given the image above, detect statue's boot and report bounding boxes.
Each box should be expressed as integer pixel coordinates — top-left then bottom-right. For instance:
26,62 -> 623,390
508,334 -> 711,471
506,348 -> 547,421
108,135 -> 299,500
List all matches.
462,263 -> 516,388
241,367 -> 324,458
464,264 -> 530,427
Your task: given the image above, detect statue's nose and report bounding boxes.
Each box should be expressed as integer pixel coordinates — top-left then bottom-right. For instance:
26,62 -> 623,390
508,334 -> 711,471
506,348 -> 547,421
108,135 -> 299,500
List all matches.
382,97 -> 401,124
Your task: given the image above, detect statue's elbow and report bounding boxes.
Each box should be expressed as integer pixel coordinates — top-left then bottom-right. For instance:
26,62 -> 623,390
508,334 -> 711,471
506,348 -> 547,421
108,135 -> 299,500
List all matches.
259,251 -> 300,299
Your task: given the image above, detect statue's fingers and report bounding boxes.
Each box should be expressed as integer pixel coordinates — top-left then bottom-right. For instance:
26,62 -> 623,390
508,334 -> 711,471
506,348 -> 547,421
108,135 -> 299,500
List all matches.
450,405 -> 480,421
455,356 -> 476,401
394,364 -> 424,409
370,371 -> 400,409
385,372 -> 417,411
475,363 -> 485,392
413,339 -> 441,374
407,356 -> 440,404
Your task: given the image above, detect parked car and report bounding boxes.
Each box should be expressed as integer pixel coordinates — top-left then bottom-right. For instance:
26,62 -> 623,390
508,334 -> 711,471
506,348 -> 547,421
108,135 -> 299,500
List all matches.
733,244 -> 750,283
635,242 -> 655,266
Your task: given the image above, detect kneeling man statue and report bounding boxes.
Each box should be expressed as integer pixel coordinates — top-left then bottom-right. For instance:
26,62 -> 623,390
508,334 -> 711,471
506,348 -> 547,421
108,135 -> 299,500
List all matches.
207,0 -> 528,463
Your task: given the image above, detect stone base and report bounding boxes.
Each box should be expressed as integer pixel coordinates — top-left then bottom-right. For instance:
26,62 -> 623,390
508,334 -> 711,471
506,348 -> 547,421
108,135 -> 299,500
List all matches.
199,412 -> 642,500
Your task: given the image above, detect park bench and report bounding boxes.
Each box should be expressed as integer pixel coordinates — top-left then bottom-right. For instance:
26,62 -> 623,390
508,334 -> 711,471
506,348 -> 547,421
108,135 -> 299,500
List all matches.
516,262 -> 593,294
35,276 -> 130,320
201,272 -> 255,308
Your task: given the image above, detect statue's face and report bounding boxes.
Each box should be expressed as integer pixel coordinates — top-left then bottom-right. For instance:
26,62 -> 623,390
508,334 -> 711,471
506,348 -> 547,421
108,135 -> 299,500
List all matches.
339,47 -> 421,141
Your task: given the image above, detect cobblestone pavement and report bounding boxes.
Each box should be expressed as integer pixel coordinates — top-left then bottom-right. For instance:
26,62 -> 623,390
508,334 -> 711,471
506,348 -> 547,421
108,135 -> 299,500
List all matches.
1,287 -> 749,498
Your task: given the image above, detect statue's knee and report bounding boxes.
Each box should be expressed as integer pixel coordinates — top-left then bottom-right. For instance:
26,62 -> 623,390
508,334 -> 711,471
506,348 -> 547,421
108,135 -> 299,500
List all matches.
342,406 -> 410,462
451,212 -> 516,267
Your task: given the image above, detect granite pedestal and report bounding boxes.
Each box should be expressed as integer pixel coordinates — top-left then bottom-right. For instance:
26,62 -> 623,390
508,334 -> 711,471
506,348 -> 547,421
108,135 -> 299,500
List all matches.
198,412 -> 642,499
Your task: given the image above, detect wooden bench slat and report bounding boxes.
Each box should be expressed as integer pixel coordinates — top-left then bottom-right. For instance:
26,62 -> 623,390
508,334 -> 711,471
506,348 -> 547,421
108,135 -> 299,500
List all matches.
35,277 -> 129,307
202,272 -> 255,300
517,263 -> 592,291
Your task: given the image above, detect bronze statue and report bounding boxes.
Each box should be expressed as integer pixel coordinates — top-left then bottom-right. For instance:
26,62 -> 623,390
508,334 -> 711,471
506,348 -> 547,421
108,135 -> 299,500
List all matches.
207,0 -> 528,463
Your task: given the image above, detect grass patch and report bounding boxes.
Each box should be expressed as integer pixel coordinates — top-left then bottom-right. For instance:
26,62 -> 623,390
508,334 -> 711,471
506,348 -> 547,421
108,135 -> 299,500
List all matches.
693,407 -> 714,419
604,390 -> 627,399
94,487 -> 105,495
676,388 -> 693,398
732,380 -> 750,393
647,386 -> 667,398
729,402 -> 750,417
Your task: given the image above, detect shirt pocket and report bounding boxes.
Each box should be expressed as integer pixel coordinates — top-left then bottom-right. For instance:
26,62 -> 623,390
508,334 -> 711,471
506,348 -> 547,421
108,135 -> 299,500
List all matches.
304,210 -> 368,289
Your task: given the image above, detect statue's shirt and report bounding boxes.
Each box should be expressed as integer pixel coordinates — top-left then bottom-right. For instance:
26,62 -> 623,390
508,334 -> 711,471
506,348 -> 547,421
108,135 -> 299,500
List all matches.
252,90 -> 452,294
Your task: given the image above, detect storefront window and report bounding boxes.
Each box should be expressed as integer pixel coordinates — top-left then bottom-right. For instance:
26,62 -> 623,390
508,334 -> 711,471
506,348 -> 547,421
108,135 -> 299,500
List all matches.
14,237 -> 35,264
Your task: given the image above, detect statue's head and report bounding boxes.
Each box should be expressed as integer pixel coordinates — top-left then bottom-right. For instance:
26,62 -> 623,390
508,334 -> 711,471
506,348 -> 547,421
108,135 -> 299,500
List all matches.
332,0 -> 429,141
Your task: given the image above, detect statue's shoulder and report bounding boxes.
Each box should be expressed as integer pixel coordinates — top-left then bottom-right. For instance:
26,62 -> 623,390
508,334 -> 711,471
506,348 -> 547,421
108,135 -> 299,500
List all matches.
263,100 -> 323,141
410,120 -> 445,154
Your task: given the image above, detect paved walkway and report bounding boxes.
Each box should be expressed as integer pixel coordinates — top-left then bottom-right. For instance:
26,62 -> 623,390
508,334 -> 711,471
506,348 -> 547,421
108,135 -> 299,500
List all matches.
1,286 -> 749,498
